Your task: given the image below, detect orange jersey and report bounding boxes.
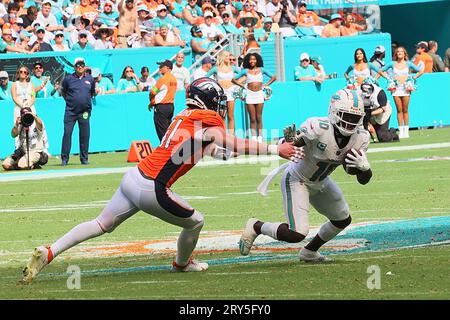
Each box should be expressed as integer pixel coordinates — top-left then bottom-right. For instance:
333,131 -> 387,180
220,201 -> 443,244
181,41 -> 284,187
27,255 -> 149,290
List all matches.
297,11 -> 321,27
138,108 -> 225,187
150,72 -> 178,105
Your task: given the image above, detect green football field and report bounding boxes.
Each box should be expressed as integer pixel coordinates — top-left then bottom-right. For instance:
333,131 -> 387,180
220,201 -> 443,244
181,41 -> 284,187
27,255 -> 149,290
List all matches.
0,128 -> 449,300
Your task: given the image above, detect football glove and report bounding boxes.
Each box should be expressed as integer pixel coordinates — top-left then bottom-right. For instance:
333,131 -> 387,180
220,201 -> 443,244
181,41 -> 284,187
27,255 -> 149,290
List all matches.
345,149 -> 370,172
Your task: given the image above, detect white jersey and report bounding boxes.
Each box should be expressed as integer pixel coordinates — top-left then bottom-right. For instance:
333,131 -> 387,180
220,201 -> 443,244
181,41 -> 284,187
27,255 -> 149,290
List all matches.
287,117 -> 370,189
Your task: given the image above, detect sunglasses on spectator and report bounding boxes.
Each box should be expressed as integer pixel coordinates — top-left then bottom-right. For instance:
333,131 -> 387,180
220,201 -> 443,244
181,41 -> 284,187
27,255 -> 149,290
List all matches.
301,59 -> 309,62
55,34 -> 64,37
158,9 -> 167,12
75,63 -> 85,67
37,30 -> 45,34
79,34 -> 87,38
19,70 -> 29,74
34,66 -> 43,70
222,14 -> 229,18
0,77 -> 8,81
126,70 -> 133,72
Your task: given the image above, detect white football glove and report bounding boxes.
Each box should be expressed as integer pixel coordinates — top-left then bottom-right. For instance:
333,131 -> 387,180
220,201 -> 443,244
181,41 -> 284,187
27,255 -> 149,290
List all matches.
345,148 -> 370,172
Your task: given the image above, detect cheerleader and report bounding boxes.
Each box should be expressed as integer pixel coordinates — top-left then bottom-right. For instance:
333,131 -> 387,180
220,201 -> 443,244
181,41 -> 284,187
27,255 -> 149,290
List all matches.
232,52 -> 276,142
380,46 -> 423,138
205,50 -> 239,134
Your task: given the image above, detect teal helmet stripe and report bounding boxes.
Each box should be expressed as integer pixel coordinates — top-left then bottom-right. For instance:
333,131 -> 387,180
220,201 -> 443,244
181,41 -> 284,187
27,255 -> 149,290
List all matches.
351,90 -> 358,109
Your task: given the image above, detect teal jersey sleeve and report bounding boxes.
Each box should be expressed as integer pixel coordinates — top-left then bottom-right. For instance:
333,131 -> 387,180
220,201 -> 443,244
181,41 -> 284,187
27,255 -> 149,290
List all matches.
381,62 -> 394,72
234,68 -> 248,79
407,61 -> 422,72
368,62 -> 381,74
345,65 -> 354,75
205,66 -> 218,78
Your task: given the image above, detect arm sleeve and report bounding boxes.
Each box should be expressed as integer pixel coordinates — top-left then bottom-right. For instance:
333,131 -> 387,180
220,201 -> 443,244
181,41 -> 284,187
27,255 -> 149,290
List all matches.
408,61 -> 422,72
234,68 -> 248,79
381,62 -> 393,72
205,66 -> 217,78
345,65 -> 354,75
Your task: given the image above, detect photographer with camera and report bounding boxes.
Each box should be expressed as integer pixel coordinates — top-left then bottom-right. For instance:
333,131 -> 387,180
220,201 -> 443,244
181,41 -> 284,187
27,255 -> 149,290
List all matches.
360,82 -> 399,143
268,0 -> 297,38
2,107 -> 49,171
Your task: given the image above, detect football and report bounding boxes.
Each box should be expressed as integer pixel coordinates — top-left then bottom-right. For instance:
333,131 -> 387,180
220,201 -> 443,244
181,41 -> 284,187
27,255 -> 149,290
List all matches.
342,149 -> 363,175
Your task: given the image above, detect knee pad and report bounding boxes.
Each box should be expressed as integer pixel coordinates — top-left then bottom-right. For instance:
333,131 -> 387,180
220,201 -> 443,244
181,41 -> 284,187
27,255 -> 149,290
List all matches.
330,215 -> 352,229
277,223 -> 306,243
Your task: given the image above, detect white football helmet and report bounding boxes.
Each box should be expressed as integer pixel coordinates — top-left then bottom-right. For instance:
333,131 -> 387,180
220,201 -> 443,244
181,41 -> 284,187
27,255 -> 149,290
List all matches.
328,89 -> 365,136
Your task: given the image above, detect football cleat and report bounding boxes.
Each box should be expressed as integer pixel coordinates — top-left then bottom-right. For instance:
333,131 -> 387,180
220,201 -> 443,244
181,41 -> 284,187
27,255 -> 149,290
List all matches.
171,258 -> 208,272
239,218 -> 259,256
299,248 -> 330,263
22,246 -> 53,283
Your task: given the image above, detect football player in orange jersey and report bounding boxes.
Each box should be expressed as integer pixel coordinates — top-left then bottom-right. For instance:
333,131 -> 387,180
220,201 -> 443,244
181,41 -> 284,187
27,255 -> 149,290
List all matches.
22,78 -> 303,283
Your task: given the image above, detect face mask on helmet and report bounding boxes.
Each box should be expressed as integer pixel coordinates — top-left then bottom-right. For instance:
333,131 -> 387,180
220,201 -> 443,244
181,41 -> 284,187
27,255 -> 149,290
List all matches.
360,83 -> 374,97
328,89 -> 365,136
186,77 -> 228,118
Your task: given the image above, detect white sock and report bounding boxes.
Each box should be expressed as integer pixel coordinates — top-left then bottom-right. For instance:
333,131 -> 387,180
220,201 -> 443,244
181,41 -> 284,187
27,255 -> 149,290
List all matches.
398,126 -> 404,138
260,222 -> 282,240
317,221 -> 343,242
176,225 -> 202,266
257,136 -> 263,143
404,126 -> 409,138
50,219 -> 104,257
251,135 -> 258,141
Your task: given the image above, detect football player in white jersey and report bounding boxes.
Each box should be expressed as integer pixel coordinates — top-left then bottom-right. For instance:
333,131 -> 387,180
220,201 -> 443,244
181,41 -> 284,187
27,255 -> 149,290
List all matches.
239,88 -> 373,262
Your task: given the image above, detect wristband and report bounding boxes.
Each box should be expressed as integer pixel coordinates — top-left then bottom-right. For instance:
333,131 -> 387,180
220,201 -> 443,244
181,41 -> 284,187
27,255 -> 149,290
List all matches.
267,144 -> 278,155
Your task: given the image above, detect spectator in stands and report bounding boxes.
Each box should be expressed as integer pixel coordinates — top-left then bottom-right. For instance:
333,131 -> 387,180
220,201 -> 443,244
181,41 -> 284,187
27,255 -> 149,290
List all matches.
19,5 -> 38,30
381,46 -> 423,139
69,16 -> 96,48
199,0 -> 221,24
15,0 -> 27,16
190,25 -> 214,62
344,48 -> 382,88
8,11 -> 23,37
171,0 -> 187,26
413,41 -> 433,73
445,47 -> 450,72
92,68 -> 115,95
11,66 -> 37,119
29,25 -> 53,52
183,0 -> 202,27
172,51 -> 190,91
1,2 -> 19,24
17,29 -> 38,52
232,52 -> 276,142
98,1 -> 119,28
93,24 -> 114,49
369,45 -> 386,77
137,4 -> 151,27
0,25 -> 28,53
36,0 -> 63,33
0,70 -> 12,100
256,17 -> 275,42
153,4 -> 180,35
31,61 -> 60,99
216,1 -> 235,25
138,66 -> 156,91
61,6 -> 75,29
72,30 -> 94,50
427,40 -> 445,72
116,65 -> 140,93
296,1 -> 320,28
321,13 -> 342,38
217,10 -> 240,36
205,50 -> 239,134
52,30 -> 70,51
236,1 -> 261,29
192,56 -> 214,81
74,0 -> 97,18
153,23 -> 185,47
117,0 -> 140,48
200,10 -> 223,42
294,52 -> 320,83
310,56 -> 329,81
241,28 -> 260,56
277,0 -> 298,37
266,0 -> 282,23
340,13 -> 366,37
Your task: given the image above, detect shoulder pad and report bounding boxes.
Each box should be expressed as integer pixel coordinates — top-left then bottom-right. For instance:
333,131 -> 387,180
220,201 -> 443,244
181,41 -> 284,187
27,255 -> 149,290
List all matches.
299,117 -> 329,141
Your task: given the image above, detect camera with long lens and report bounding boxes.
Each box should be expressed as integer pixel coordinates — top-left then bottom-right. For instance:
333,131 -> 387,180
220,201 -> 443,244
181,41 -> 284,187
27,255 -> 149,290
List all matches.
21,111 -> 35,127
281,0 -> 289,9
